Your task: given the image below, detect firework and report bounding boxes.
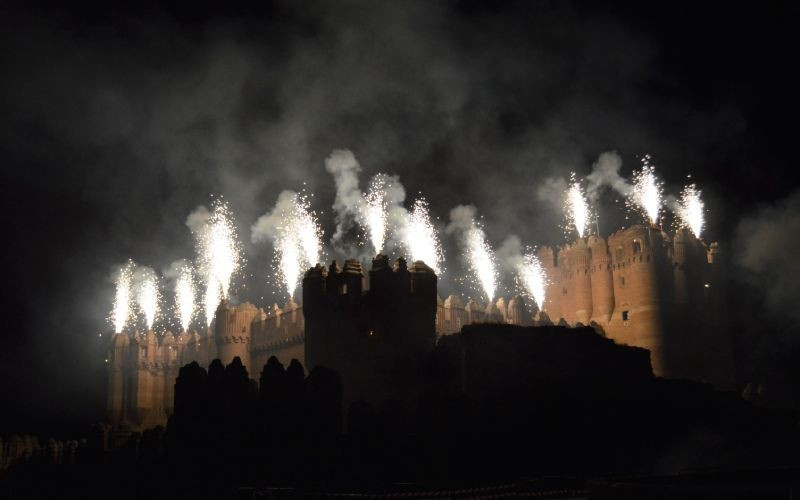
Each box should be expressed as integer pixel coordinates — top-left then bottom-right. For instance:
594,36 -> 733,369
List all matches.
111,261 -> 134,333
195,200 -> 243,327
628,156 -> 663,225
272,192 -> 323,297
466,224 -> 498,302
566,173 -> 590,238
364,174 -> 391,254
135,268 -> 161,331
403,198 -> 444,274
676,183 -> 705,238
517,253 -> 547,310
174,264 -> 196,332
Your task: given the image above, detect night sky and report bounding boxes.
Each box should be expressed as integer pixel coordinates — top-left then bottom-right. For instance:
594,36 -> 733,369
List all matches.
1,1 -> 799,436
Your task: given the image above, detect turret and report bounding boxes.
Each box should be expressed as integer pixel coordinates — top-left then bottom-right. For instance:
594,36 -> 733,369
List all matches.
588,235 -> 614,325
465,299 -> 484,324
495,297 -> 508,323
107,332 -> 130,426
566,238 -> 593,325
485,300 -> 502,323
537,246 -> 562,321
214,301 -> 259,371
507,295 -> 529,326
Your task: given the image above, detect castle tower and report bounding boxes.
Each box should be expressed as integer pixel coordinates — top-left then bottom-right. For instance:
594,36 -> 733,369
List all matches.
464,299 -> 483,324
485,300 -> 503,323
495,297 -> 508,323
606,225 -> 670,376
214,301 -> 259,371
567,238 -> 593,325
443,295 -> 465,334
537,246 -> 562,322
130,329 -> 159,429
506,295 -> 530,326
588,235 -> 614,326
107,332 -> 130,426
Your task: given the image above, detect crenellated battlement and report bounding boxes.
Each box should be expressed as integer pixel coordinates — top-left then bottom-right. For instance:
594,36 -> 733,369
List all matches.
108,224 -> 732,433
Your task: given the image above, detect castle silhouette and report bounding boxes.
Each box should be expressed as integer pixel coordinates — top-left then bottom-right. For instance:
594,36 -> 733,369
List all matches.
107,223 -> 732,431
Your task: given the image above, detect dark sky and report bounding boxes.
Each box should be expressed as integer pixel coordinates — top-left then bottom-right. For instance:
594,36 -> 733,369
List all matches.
1,0 -> 799,436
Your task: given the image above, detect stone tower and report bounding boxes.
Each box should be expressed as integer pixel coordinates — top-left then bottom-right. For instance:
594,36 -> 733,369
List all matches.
588,234 -> 615,327
214,300 -> 260,371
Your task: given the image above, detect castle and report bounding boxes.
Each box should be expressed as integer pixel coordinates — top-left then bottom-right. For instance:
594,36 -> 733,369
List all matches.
107,223 -> 732,431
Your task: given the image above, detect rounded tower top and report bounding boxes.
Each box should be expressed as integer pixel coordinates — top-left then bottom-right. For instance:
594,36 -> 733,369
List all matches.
508,294 -> 525,310
409,260 -> 434,274
444,295 -> 463,308
343,259 -> 363,275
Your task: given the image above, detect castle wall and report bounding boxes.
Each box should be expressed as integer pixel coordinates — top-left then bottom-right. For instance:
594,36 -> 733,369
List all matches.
107,225 -> 733,432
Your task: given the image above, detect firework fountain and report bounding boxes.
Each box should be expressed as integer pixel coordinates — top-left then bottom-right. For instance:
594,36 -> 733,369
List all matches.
466,222 -> 498,302
676,184 -> 705,238
628,156 -> 663,225
363,174 -> 392,255
275,193 -> 323,297
174,264 -> 196,332
566,173 -> 590,238
517,253 -> 547,311
403,198 -> 444,274
135,267 -> 161,331
194,200 -> 243,327
111,261 -> 134,333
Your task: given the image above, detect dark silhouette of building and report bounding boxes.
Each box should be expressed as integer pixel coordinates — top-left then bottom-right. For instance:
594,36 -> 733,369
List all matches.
303,255 -> 437,409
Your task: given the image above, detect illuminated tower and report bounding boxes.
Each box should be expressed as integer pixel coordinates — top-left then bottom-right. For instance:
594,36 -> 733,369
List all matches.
567,238 -> 593,325
214,301 -> 259,371
107,332 -> 130,426
537,246 -> 562,322
606,225 -> 670,376
588,235 -> 614,327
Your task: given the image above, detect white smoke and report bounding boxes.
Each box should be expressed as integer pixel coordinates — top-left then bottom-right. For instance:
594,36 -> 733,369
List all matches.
324,149 -> 364,246
185,205 -> 212,235
496,234 -> 525,273
251,190 -> 299,244
586,150 -> 631,200
323,149 -> 411,258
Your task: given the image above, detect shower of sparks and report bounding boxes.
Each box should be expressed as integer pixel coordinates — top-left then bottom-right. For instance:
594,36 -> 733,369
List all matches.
135,268 -> 161,331
517,253 -> 547,310
364,174 -> 391,254
195,199 -> 243,327
403,198 -> 444,274
676,183 -> 705,238
273,192 -> 323,297
465,222 -> 498,302
296,194 -> 322,268
174,264 -> 196,332
566,173 -> 590,238
111,261 -> 134,333
628,156 -> 663,225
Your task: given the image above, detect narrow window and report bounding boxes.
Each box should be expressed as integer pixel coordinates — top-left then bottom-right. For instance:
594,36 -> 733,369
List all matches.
620,276 -> 626,286
622,310 -> 630,322
340,283 -> 347,294
633,240 -> 642,254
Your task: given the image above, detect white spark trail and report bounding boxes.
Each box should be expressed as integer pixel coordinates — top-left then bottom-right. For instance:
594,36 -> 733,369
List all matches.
175,265 -> 196,332
518,253 -> 547,310
403,198 -> 444,274
677,183 -> 705,238
112,261 -> 134,333
364,174 -> 391,254
466,225 -> 498,302
193,200 -> 243,327
628,156 -> 663,225
135,268 -> 161,331
566,173 -> 590,238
